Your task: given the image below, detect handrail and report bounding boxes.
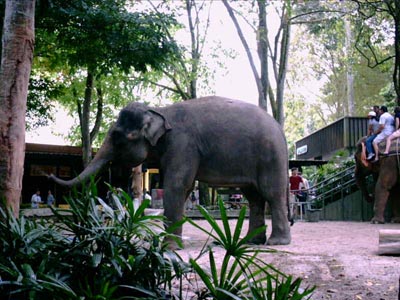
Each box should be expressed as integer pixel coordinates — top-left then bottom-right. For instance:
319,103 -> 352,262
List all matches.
296,165 -> 357,210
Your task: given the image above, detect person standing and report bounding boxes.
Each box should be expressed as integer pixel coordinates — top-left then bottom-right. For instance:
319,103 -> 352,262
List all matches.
31,189 -> 42,208
372,106 -> 395,162
47,190 -> 55,207
290,168 -> 303,196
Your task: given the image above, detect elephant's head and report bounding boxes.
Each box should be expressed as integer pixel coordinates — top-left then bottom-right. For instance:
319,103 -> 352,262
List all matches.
354,137 -> 376,203
49,102 -> 171,188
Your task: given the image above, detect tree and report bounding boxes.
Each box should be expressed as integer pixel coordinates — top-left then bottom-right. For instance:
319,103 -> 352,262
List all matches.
135,0 -> 218,102
298,2 -> 392,122
134,0 -> 216,205
0,0 -> 35,215
222,0 -> 293,125
34,0 -> 180,166
351,0 -> 400,105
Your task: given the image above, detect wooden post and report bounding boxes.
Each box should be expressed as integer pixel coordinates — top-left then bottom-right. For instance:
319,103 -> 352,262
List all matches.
378,229 -> 400,255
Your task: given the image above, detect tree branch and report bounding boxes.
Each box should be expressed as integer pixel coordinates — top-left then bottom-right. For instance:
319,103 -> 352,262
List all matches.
222,0 -> 264,107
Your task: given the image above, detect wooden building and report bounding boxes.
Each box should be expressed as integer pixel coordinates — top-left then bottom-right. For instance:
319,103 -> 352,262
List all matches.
23,143 -> 132,207
295,117 -> 368,160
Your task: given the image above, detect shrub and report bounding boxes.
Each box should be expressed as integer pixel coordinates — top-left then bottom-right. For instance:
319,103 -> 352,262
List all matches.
0,183 -> 188,299
187,200 -> 315,299
0,182 -> 314,299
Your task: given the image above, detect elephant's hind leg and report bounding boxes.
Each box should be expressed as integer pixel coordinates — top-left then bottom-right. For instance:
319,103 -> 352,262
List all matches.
242,185 -> 291,245
257,184 -> 291,245
242,187 -> 267,244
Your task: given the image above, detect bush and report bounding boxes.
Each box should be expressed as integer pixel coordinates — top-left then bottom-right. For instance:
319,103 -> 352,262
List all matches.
187,200 -> 315,299
0,183 -> 188,299
0,182 -> 315,299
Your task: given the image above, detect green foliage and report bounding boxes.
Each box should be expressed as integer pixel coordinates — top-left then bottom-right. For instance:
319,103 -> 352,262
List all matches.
29,0 -> 183,144
187,200 -> 315,299
310,150 -> 355,185
0,183 -> 188,299
0,183 -> 315,299
292,1 -> 393,124
26,71 -> 65,130
35,0 -> 180,75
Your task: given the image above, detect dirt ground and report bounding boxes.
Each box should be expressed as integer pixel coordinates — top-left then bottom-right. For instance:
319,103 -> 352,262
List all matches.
176,219 -> 400,300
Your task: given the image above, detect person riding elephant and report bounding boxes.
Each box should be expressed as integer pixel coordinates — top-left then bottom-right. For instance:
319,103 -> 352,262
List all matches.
49,96 -> 291,248
354,137 -> 400,224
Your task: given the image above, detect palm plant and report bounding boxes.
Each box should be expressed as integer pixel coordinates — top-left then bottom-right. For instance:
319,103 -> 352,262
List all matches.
0,181 -> 315,300
187,200 -> 315,299
0,181 -> 189,299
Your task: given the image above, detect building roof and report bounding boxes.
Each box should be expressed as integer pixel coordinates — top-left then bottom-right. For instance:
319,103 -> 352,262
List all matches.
25,143 -> 85,156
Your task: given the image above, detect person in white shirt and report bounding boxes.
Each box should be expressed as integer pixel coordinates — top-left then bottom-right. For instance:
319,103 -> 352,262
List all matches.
372,105 -> 395,162
298,172 -> 310,191
31,190 -> 42,208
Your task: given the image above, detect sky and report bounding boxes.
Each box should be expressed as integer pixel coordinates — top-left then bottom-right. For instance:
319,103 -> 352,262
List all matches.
25,1 -> 321,146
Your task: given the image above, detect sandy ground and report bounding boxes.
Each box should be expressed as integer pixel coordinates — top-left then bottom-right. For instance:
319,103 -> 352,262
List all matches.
176,219 -> 400,300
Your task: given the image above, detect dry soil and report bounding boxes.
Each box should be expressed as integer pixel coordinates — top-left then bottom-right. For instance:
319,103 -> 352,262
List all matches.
176,219 -> 400,300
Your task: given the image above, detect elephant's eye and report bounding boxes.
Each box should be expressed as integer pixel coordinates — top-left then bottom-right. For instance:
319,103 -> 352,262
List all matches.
126,130 -> 140,140
112,128 -> 125,145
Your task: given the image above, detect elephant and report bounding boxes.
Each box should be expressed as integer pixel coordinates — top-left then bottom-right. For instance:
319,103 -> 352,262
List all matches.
50,96 -> 291,247
354,137 -> 400,223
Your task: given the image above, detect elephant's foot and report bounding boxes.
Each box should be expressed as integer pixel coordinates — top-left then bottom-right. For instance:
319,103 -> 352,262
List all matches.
247,234 -> 267,245
267,234 -> 291,245
163,236 -> 183,250
370,217 -> 385,224
390,217 -> 400,223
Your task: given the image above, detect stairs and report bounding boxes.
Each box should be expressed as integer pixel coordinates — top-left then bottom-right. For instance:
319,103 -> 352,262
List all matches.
308,165 -> 374,221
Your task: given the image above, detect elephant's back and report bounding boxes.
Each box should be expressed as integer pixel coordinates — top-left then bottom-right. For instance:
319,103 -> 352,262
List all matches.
162,96 -> 287,163
164,96 -> 279,131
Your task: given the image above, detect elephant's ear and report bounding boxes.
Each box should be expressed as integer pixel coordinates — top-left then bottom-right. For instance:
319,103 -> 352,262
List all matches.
142,110 -> 172,146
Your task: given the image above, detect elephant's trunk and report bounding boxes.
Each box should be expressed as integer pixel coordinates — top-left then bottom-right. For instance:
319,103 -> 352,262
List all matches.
49,135 -> 113,188
354,165 -> 374,203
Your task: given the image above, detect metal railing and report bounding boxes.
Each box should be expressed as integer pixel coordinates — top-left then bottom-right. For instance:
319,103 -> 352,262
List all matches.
300,165 -> 359,213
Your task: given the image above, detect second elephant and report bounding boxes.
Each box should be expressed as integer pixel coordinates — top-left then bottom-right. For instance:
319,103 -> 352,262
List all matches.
354,138 -> 400,223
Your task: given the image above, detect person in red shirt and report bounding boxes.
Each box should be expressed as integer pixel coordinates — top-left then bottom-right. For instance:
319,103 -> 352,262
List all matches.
290,168 -> 303,194
290,167 -> 308,201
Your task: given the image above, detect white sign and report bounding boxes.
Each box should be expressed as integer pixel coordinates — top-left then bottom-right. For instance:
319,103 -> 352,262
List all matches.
296,145 -> 308,156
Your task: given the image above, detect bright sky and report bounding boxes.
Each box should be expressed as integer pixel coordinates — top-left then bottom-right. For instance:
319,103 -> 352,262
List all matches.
25,2 -> 321,145
26,2 -> 258,145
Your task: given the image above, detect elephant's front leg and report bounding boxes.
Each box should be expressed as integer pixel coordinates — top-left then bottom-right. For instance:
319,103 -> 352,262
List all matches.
372,175 -> 395,224
161,164 -> 197,249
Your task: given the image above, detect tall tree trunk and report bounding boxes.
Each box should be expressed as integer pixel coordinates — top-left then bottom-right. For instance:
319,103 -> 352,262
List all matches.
186,0 -> 211,205
257,0 -> 269,112
223,0 -> 265,110
186,0 -> 198,99
345,16 -> 355,116
77,73 -> 103,168
275,9 -> 291,126
0,0 -> 35,216
79,71 -> 94,167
